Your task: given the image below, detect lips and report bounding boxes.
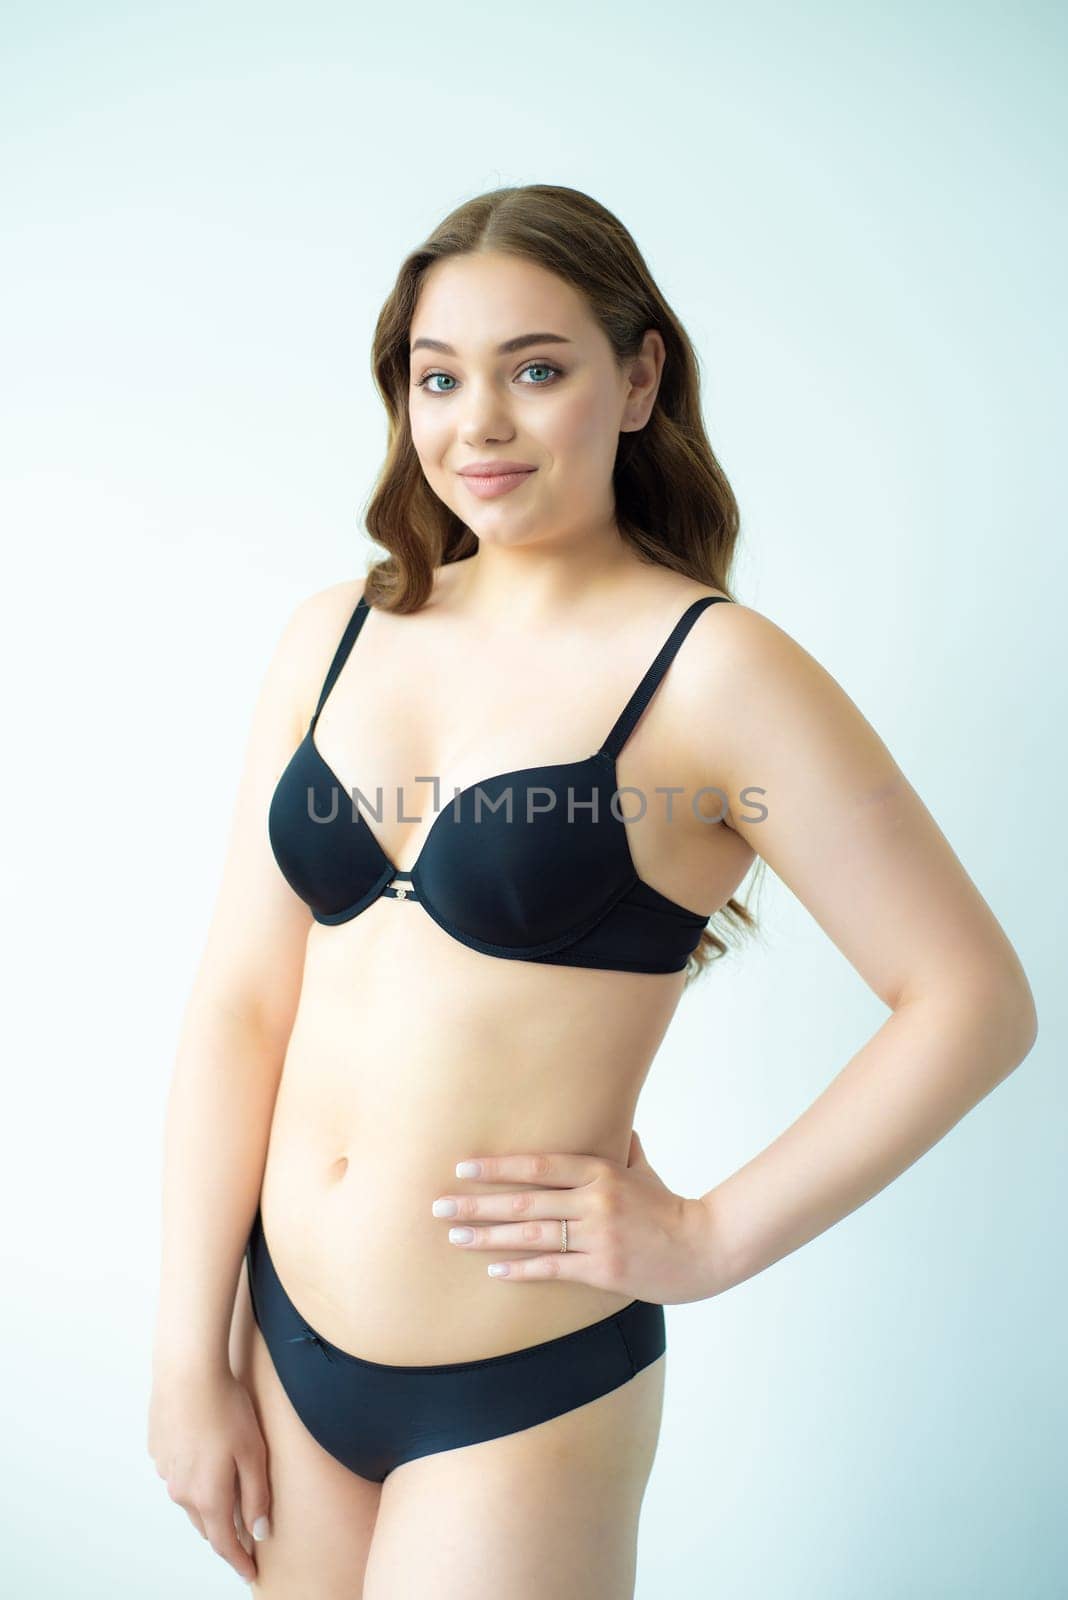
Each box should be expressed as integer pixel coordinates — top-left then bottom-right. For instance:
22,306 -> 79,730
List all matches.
463,470 -> 534,482
458,467 -> 537,500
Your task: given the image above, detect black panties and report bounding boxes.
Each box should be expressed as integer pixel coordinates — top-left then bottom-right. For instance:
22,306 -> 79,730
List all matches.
245,1204 -> 666,1483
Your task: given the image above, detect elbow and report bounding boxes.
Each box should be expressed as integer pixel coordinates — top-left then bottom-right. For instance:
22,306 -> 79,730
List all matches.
905,963 -> 1039,1067
976,967 -> 1039,1066
1011,979 -> 1039,1058
987,949 -> 1039,1052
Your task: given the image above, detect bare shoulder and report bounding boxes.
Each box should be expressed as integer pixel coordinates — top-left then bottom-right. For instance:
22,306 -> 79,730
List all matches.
271,575 -> 368,725
678,591 -> 1037,1020
681,592 -> 824,691
288,573 -> 368,638
647,575 -> 734,617
674,591 -> 909,825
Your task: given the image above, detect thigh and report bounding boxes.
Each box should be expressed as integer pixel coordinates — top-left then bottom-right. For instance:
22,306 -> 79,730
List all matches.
229,1258 -> 383,1597
362,1350 -> 666,1600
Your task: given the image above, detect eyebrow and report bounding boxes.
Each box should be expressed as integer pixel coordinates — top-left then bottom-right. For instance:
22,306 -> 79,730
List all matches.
409,331 -> 574,356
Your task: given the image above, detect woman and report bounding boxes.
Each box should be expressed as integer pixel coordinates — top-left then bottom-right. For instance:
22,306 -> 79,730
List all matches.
147,185 -> 1038,1596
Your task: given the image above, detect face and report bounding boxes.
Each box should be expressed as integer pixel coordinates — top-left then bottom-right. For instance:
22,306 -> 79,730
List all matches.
407,251 -> 664,551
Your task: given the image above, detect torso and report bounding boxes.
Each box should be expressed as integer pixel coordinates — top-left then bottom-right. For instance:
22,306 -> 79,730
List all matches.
258,561 -> 754,1363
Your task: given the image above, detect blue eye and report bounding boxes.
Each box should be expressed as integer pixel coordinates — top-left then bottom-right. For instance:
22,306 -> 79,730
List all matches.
414,361 -> 563,395
416,372 -> 457,395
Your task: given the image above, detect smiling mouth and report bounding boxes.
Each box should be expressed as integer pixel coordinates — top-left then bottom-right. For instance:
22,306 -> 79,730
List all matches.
458,468 -> 538,498
465,470 -> 532,481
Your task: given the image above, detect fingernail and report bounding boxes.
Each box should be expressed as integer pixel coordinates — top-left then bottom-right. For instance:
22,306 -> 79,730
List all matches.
456,1160 -> 482,1178
488,1263 -> 510,1276
449,1227 -> 474,1243
432,1198 -> 458,1217
252,1515 -> 270,1541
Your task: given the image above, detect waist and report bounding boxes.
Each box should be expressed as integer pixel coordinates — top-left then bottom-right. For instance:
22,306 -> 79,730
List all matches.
257,1133 -> 639,1366
260,926 -> 678,1361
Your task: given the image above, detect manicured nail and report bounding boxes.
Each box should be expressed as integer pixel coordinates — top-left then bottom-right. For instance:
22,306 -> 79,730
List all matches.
456,1160 -> 482,1178
252,1516 -> 270,1541
432,1198 -> 458,1217
488,1263 -> 510,1276
449,1227 -> 474,1243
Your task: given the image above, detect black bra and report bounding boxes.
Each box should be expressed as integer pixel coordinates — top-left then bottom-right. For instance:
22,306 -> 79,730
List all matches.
268,592 -> 732,974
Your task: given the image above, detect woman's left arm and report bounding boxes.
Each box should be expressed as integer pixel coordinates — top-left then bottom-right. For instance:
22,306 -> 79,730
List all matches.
690,603 -> 1039,1295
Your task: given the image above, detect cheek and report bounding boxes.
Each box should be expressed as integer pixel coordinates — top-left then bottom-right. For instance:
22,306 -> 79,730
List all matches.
409,419 -> 455,483
408,404 -> 436,458
539,391 -> 608,458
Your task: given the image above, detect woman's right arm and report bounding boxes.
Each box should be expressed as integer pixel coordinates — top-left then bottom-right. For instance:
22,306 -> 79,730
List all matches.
147,577 -> 364,1579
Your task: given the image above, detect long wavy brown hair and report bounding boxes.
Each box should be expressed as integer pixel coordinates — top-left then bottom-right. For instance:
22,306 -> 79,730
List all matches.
359,182 -> 764,982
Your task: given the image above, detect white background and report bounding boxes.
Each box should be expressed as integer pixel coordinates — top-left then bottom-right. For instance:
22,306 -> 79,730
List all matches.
2,2 -> 1063,1594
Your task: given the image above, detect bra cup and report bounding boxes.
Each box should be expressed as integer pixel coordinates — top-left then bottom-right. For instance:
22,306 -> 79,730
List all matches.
415,760 -> 634,948
263,591 -> 730,965
268,735 -> 387,920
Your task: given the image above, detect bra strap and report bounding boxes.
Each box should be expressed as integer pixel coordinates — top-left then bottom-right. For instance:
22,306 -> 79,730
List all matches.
309,593 -> 371,730
599,596 -> 731,761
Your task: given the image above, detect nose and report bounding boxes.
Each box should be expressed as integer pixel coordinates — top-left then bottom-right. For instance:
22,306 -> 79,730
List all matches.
455,379 -> 518,441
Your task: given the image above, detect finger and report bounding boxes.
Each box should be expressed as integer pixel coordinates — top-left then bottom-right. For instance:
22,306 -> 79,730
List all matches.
202,1479 -> 258,1584
233,1487 -> 266,1560
484,1251 -> 587,1281
448,1218 -> 587,1253
182,1505 -> 208,1541
454,1152 -> 608,1189
237,1453 -> 272,1551
233,1500 -> 253,1557
168,1475 -> 208,1541
435,1186 -> 590,1225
